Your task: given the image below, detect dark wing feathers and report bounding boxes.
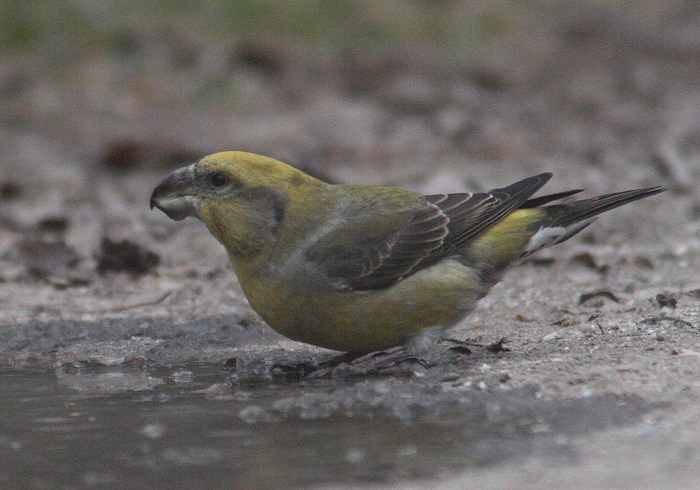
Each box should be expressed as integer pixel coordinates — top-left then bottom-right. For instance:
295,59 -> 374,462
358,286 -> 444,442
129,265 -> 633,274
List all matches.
543,186 -> 665,228
427,173 -> 553,251
339,200 -> 449,290
318,173 -> 553,291
520,189 -> 584,208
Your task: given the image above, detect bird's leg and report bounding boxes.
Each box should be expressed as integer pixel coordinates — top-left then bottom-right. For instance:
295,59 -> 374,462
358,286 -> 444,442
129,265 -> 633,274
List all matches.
304,347 -> 423,378
354,346 -> 427,369
306,329 -> 449,378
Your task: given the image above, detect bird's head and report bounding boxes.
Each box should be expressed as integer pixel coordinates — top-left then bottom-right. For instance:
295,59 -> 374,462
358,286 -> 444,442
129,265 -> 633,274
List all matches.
150,151 -> 309,220
150,151 -> 323,258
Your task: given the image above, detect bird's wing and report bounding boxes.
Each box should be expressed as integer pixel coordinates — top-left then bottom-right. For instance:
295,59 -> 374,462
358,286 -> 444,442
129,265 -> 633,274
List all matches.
305,173 -> 552,291
423,173 -> 553,256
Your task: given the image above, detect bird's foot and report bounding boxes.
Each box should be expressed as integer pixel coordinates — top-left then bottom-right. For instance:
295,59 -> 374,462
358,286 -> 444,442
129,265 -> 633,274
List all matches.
305,347 -> 427,378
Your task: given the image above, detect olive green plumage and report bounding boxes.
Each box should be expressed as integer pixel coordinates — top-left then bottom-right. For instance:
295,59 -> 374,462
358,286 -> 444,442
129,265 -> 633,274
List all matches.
150,151 -> 664,353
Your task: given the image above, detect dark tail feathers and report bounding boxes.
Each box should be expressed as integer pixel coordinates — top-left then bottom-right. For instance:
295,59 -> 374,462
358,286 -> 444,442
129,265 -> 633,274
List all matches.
543,186 -> 666,228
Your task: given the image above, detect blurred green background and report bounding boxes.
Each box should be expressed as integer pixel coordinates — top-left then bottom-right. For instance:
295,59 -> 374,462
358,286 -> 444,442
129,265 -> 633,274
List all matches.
0,0 -> 695,184
1,0 -> 683,87
1,0 -> 680,56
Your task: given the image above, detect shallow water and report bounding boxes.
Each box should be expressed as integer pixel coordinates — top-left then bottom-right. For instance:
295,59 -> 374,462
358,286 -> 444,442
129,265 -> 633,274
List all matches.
0,364 -> 651,489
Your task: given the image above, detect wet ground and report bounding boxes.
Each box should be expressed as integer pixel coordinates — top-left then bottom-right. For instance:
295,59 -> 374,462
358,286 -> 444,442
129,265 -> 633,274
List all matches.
0,364 -> 662,490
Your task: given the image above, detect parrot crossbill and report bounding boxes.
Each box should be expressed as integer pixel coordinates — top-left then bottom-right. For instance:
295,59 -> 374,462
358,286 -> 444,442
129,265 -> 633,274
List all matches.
150,151 -> 664,355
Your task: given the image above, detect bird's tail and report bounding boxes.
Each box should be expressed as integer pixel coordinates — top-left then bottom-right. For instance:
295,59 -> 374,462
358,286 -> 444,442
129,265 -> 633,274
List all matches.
521,186 -> 666,257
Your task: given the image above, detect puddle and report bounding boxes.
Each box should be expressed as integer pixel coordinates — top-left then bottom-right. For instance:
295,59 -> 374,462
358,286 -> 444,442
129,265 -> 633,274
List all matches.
0,364 -> 656,489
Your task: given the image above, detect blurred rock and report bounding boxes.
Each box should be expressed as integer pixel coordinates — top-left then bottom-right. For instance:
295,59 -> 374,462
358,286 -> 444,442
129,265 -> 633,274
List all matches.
0,181 -> 22,201
96,237 -> 159,276
101,140 -> 204,172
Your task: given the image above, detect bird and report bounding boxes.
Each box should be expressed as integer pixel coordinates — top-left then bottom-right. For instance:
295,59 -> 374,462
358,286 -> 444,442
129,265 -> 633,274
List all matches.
150,151 -> 665,357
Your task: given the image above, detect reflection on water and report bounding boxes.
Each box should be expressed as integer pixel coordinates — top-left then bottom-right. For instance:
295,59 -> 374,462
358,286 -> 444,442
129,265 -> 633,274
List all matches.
57,367 -> 165,394
0,364 -> 653,489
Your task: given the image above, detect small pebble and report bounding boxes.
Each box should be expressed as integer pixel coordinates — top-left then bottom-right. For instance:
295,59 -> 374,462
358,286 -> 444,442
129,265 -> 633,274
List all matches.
139,423 -> 167,440
440,371 -> 460,382
238,405 -> 271,424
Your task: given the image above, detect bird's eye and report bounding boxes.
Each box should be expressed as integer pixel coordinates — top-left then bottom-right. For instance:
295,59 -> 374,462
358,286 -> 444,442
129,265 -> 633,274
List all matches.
210,172 -> 228,188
